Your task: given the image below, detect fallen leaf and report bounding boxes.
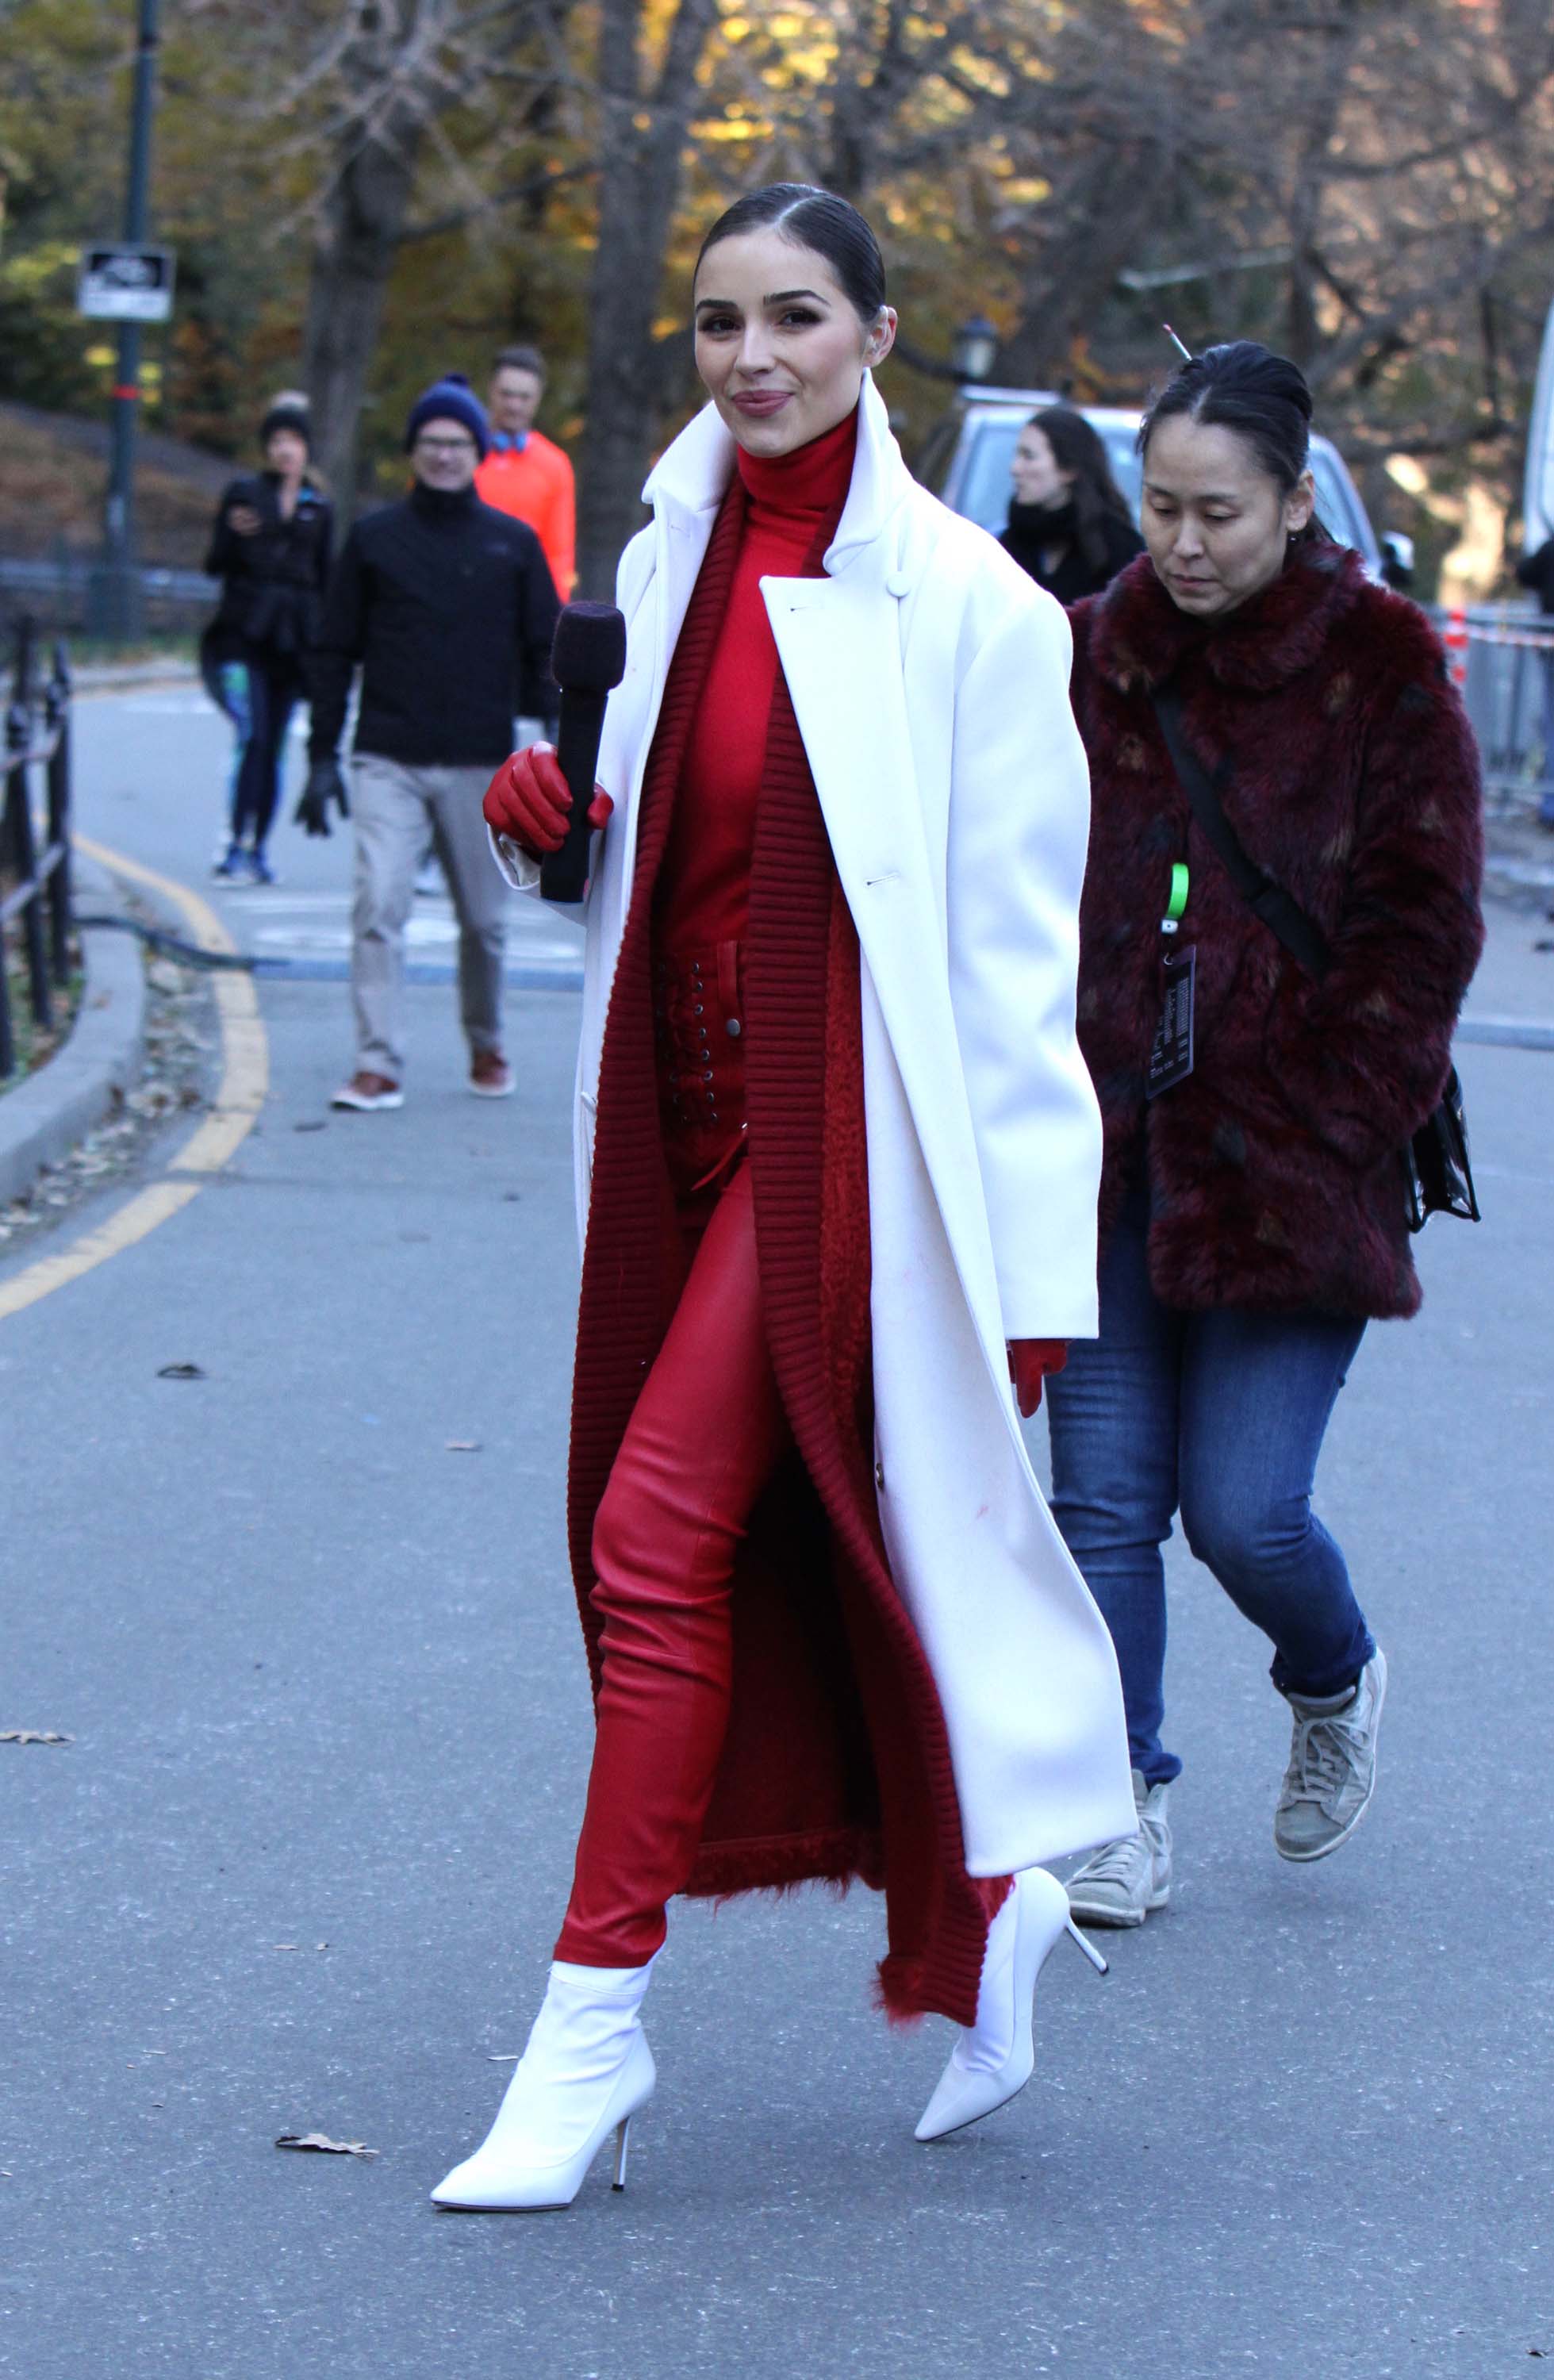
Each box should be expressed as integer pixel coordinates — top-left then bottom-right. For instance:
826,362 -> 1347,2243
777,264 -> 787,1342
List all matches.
1,1729 -> 74,1746
157,1363 -> 206,1380
487,2053 -> 521,2062
272,1942 -> 300,1951
294,1120 -> 326,1133
444,1439 -> 482,1453
274,2132 -> 378,2159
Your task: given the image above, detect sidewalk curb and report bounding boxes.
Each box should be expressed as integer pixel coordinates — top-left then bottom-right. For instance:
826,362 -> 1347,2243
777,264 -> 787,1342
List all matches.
0,857 -> 146,1207
72,659 -> 199,694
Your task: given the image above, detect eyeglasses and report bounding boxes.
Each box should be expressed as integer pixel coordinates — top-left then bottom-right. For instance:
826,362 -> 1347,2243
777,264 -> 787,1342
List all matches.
415,434 -> 477,457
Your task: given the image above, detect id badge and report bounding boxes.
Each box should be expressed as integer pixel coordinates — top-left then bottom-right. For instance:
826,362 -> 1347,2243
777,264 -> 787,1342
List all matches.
1146,945 -> 1196,1099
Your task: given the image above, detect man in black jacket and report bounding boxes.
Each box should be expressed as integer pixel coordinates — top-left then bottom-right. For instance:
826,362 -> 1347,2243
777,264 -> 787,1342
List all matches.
300,373 -> 560,1108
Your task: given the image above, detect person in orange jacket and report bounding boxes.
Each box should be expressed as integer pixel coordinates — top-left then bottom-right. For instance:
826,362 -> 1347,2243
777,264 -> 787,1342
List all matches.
474,344 -> 576,598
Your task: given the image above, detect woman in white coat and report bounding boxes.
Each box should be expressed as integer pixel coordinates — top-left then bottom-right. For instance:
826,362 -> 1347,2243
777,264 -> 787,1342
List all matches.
433,183 -> 1133,2213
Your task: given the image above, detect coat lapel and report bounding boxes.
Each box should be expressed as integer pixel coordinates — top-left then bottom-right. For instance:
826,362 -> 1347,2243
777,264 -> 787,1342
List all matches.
765,566 -> 1007,1373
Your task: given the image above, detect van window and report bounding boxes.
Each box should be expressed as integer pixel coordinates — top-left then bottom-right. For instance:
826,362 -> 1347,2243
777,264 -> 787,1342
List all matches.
946,411 -> 1367,561
955,417 -> 1142,539
1308,447 -> 1366,554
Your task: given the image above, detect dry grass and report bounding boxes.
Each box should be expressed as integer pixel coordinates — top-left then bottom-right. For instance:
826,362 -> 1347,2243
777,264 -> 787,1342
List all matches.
0,924 -> 81,1087
0,406 -> 228,569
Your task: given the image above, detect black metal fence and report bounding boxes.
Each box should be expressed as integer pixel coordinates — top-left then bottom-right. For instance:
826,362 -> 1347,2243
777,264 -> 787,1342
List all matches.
2,618 -> 74,1080
0,555 -> 215,640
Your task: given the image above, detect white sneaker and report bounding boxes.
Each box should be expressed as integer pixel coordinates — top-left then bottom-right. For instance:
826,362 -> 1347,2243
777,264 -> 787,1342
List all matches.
330,1070 -> 404,1112
1065,1770 -> 1172,1928
1274,1649 -> 1387,1862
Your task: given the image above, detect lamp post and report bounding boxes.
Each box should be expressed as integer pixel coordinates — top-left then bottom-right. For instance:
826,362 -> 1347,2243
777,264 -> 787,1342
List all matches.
951,314 -> 1000,386
87,0 -> 162,643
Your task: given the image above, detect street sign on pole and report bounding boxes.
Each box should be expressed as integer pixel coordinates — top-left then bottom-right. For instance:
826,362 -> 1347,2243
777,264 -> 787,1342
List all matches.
78,243 -> 175,323
85,0 -> 163,643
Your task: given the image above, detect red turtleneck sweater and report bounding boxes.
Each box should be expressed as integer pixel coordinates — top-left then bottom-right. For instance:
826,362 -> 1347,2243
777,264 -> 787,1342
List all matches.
654,407 -> 858,957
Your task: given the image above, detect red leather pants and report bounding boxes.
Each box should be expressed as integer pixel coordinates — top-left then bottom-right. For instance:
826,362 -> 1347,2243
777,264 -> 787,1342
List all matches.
554,1158 -> 791,1966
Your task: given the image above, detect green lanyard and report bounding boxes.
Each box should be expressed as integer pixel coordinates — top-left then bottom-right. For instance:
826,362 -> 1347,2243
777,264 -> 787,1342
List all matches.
1161,862 -> 1189,935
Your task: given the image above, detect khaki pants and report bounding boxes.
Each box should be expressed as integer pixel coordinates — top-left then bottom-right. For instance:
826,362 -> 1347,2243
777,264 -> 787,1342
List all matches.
350,754 -> 508,1080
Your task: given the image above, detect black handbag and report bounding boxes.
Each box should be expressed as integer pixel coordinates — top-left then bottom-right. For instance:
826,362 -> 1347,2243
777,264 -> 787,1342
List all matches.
1151,687 -> 1480,1233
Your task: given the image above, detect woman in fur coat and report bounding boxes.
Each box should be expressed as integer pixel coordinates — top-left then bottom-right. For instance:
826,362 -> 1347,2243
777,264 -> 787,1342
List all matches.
1053,341 -> 1484,1931
432,185 -> 1134,2212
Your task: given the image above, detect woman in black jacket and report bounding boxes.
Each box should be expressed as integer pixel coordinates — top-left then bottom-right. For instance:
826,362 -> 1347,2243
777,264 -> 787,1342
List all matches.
201,400 -> 333,882
1000,404 -> 1142,605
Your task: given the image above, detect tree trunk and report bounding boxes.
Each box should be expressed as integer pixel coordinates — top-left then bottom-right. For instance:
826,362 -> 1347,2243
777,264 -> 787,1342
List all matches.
574,0 -> 720,597
1283,0 -> 1360,372
302,97 -> 425,518
1000,150 -> 1168,390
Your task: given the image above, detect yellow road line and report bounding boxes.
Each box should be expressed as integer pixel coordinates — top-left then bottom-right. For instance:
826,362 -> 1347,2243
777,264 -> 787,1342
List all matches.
0,838 -> 270,1321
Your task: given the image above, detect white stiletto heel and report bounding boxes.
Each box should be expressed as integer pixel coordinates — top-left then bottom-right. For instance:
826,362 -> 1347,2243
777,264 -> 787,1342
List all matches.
1065,1916 -> 1109,1975
914,1868 -> 1106,2143
432,1959 -> 656,2212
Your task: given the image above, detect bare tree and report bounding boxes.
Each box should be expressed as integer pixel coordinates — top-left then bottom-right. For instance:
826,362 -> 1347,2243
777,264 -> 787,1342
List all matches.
190,0 -> 575,509
573,0 -> 722,594
300,6 -> 432,505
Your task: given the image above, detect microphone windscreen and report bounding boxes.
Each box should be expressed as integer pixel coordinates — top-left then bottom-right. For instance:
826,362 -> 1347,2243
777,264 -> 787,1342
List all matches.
552,601 -> 627,695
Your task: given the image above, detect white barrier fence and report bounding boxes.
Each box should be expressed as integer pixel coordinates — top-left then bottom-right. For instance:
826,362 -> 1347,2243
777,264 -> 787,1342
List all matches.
1432,603 -> 1554,816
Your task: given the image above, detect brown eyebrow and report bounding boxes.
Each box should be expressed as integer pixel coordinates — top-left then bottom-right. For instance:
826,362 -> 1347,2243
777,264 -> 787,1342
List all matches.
693,288 -> 830,313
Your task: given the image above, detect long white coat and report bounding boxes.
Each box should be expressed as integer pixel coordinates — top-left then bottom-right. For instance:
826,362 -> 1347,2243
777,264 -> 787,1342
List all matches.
497,374 -> 1134,1871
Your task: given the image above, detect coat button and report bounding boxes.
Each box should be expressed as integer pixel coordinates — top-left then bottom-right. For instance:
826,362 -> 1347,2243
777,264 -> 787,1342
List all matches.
874,1459 -> 885,1491
885,569 -> 911,598
726,1017 -> 742,1037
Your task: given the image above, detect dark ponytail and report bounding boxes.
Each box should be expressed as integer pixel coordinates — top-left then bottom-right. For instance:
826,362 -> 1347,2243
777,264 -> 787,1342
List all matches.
1139,340 -> 1326,543
693,182 -> 887,327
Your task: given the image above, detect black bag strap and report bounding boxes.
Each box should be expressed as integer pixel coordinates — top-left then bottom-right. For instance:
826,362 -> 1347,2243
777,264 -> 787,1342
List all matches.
1151,686 -> 1333,981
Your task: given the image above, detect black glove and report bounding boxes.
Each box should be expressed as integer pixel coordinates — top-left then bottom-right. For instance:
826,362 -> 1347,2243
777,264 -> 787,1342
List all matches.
295,756 -> 351,838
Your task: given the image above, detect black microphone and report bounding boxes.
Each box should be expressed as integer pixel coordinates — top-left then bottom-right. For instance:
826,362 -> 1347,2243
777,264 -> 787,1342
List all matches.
539,601 -> 628,904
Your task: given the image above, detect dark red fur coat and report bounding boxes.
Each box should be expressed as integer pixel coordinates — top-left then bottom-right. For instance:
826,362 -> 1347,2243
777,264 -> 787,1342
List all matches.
1068,545 -> 1484,1319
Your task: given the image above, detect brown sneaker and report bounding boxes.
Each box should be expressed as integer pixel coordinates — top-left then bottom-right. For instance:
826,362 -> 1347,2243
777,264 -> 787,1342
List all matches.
469,1050 -> 513,1098
332,1070 -> 404,1111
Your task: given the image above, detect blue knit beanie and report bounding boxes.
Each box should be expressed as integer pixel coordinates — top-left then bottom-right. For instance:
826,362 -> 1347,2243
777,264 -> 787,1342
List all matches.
404,372 -> 490,461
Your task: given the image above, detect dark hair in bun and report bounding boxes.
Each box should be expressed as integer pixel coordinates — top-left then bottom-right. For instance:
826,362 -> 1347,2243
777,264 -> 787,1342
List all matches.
1139,340 -> 1318,522
693,182 -> 886,327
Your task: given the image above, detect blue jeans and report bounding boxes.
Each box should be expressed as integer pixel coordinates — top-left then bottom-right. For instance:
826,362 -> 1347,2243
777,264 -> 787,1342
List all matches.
217,654 -> 301,855
1046,1189 -> 1375,1787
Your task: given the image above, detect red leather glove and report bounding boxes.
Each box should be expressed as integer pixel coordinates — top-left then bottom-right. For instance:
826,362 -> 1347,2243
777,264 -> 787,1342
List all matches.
482,743 -> 613,860
1007,1338 -> 1068,1418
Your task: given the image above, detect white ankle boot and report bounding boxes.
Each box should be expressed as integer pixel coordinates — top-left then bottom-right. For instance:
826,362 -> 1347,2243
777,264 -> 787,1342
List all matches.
432,1958 -> 656,2211
915,1868 -> 1107,2143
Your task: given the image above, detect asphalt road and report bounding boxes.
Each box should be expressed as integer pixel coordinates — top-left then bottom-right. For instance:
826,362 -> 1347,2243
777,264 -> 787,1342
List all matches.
2,689 -> 1552,2379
